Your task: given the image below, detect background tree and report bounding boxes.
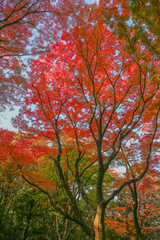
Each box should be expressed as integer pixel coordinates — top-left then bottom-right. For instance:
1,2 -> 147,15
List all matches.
104,144 -> 160,240
100,0 -> 160,57
0,129 -> 97,239
100,0 -> 160,106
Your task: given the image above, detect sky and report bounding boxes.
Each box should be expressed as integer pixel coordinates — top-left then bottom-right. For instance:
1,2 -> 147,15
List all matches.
0,107 -> 19,131
86,0 -> 99,4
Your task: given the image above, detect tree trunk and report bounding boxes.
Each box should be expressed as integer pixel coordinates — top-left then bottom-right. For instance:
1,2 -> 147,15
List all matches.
132,183 -> 142,240
129,182 -> 142,240
94,204 -> 105,240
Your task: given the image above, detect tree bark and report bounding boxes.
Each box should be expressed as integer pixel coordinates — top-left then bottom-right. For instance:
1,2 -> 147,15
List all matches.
94,204 -> 103,240
94,203 -> 106,240
132,183 -> 142,240
129,182 -> 142,240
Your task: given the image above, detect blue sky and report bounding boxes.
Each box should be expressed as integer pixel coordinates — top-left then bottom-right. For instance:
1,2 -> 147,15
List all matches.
86,0 -> 99,4
0,107 -> 19,131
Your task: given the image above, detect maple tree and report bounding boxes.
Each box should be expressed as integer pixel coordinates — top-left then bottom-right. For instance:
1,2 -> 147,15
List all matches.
10,2 -> 159,239
100,0 -> 160,99
100,0 -> 160,58
127,0 -> 160,58
105,145 -> 160,239
0,1 -> 160,240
